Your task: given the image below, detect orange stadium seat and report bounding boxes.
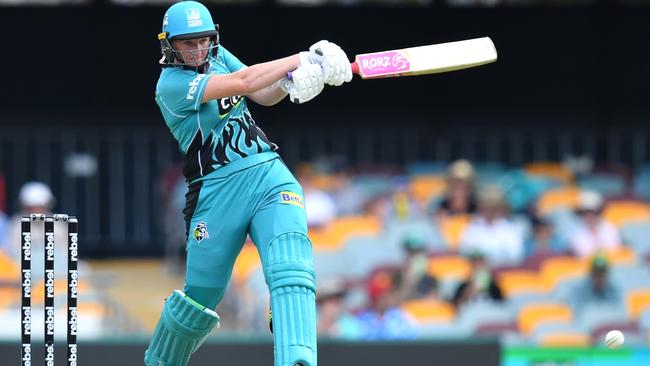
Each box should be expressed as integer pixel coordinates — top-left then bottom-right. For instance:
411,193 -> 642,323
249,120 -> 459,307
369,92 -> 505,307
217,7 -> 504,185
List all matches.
232,243 -> 261,283
498,270 -> 549,298
310,174 -> 337,191
31,279 -> 91,304
401,299 -> 456,325
408,175 -> 447,206
427,255 -> 472,282
525,162 -> 574,185
439,214 -> 471,249
537,187 -> 581,214
540,256 -> 589,290
309,215 -> 382,251
0,287 -> 19,309
601,246 -> 636,266
539,331 -> 591,347
603,201 -> 650,227
518,303 -> 573,336
627,289 -> 650,319
0,251 -> 19,282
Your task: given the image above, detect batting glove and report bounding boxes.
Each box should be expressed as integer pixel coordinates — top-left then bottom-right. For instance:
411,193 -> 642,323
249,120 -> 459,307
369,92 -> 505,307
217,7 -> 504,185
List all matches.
309,40 -> 352,86
280,63 -> 324,104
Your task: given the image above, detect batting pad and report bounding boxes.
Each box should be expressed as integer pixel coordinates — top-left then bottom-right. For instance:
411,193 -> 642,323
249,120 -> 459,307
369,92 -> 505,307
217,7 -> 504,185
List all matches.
266,232 -> 317,366
144,290 -> 220,366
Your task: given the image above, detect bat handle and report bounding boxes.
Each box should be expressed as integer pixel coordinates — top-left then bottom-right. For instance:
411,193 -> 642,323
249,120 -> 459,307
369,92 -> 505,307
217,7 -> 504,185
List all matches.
286,61 -> 359,81
350,61 -> 359,75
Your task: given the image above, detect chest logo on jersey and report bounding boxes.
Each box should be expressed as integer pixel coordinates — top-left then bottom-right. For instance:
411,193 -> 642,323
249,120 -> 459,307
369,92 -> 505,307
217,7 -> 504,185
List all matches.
218,95 -> 243,117
186,74 -> 207,100
192,222 -> 210,243
279,191 -> 304,209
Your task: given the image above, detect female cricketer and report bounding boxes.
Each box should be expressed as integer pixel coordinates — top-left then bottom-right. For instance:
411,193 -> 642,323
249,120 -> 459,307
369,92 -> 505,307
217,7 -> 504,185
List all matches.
144,1 -> 352,366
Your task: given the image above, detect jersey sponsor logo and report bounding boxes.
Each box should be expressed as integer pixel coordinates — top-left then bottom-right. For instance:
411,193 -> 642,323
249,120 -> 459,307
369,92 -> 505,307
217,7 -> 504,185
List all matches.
218,95 -> 243,118
186,74 -> 207,100
192,222 -> 210,243
185,8 -> 203,28
279,191 -> 304,208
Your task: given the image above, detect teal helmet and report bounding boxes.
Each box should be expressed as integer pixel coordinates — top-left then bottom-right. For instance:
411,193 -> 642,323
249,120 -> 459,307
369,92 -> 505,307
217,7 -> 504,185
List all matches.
158,1 -> 219,70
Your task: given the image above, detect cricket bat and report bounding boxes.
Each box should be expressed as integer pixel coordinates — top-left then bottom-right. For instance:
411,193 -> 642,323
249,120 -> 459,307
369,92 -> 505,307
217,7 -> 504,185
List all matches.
351,37 -> 497,79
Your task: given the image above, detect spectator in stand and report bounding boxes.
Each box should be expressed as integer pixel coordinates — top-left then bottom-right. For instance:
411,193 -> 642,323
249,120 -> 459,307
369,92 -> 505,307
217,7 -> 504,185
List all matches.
570,190 -> 621,258
315,280 -> 361,339
524,215 -> 566,259
435,159 -> 477,218
452,252 -> 503,308
297,164 -> 338,229
567,255 -> 621,311
355,270 -> 418,340
394,234 -> 438,302
0,208 -> 7,252
459,185 -> 525,266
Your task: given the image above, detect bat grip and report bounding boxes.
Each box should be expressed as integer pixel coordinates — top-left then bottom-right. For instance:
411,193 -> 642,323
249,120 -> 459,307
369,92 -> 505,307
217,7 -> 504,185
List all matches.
286,61 -> 359,81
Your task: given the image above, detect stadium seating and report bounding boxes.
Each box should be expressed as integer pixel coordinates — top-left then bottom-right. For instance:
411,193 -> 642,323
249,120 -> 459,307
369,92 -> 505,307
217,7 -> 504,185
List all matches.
518,303 -> 573,336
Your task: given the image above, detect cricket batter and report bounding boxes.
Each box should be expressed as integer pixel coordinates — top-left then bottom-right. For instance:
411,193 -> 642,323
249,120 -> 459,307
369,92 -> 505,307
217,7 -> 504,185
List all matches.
144,1 -> 352,366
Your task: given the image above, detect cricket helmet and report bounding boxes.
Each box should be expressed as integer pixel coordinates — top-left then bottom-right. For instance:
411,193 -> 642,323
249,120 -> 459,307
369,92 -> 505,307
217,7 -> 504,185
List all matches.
158,1 -> 219,69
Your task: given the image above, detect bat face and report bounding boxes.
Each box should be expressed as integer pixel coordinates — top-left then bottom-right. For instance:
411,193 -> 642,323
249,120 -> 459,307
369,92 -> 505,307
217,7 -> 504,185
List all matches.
352,37 -> 497,79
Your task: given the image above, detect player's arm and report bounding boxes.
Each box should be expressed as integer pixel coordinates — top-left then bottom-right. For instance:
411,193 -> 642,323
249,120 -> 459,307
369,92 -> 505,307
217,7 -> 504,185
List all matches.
202,54 -> 300,103
245,81 -> 288,107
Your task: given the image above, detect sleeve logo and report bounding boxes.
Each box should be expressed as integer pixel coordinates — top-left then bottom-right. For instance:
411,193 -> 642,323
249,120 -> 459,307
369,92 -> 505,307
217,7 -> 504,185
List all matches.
186,74 -> 207,100
279,191 -> 304,208
192,222 -> 210,243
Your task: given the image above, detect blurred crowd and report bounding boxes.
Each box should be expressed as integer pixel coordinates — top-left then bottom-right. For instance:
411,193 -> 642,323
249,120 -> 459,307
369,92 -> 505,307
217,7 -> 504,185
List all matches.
2,155 -> 650,345
172,156 -> 650,345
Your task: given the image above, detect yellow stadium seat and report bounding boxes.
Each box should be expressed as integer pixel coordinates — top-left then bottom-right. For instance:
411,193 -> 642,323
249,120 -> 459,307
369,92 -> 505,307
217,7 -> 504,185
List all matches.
540,256 -> 589,290
439,214 -> 471,249
603,201 -> 650,227
537,187 -> 581,214
627,289 -> 650,319
427,256 -> 472,282
409,175 -> 447,205
401,299 -> 456,324
0,251 -> 19,282
539,331 -> 590,347
497,270 -> 549,298
525,162 -> 574,185
518,303 -> 573,336
232,243 -> 261,283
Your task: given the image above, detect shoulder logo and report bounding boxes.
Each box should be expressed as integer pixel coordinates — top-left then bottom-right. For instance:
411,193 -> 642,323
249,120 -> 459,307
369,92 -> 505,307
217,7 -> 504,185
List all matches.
186,74 -> 207,100
185,8 -> 203,28
192,222 -> 210,243
279,191 -> 304,208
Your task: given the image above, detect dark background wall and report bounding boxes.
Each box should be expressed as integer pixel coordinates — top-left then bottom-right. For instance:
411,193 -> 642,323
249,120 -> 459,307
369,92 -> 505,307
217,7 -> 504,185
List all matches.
2,5 -> 649,130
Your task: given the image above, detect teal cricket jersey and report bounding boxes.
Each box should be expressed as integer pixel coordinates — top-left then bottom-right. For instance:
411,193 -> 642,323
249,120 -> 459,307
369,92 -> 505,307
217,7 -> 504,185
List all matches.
155,45 -> 278,182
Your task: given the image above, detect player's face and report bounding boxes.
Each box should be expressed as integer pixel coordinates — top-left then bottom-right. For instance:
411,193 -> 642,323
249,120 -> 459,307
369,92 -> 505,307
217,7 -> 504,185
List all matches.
173,37 -> 211,66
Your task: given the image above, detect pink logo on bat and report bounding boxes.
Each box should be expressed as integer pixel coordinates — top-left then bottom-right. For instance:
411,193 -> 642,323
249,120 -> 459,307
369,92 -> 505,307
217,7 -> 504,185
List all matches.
357,51 -> 411,77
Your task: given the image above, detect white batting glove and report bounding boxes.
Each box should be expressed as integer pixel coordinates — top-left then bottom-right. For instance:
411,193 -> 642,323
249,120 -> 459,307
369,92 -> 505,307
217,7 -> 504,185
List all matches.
280,63 -> 324,104
309,40 -> 352,86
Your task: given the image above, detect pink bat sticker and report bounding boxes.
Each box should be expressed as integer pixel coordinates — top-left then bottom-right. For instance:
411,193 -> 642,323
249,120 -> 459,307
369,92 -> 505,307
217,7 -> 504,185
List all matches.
356,51 -> 411,77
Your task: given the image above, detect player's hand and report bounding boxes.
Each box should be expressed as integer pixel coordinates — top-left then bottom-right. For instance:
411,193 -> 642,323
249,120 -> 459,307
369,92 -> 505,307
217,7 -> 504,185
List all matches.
309,40 -> 352,86
280,63 -> 324,104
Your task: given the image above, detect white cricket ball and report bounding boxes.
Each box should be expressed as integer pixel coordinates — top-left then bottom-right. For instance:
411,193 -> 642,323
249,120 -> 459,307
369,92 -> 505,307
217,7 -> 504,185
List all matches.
604,330 -> 625,349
